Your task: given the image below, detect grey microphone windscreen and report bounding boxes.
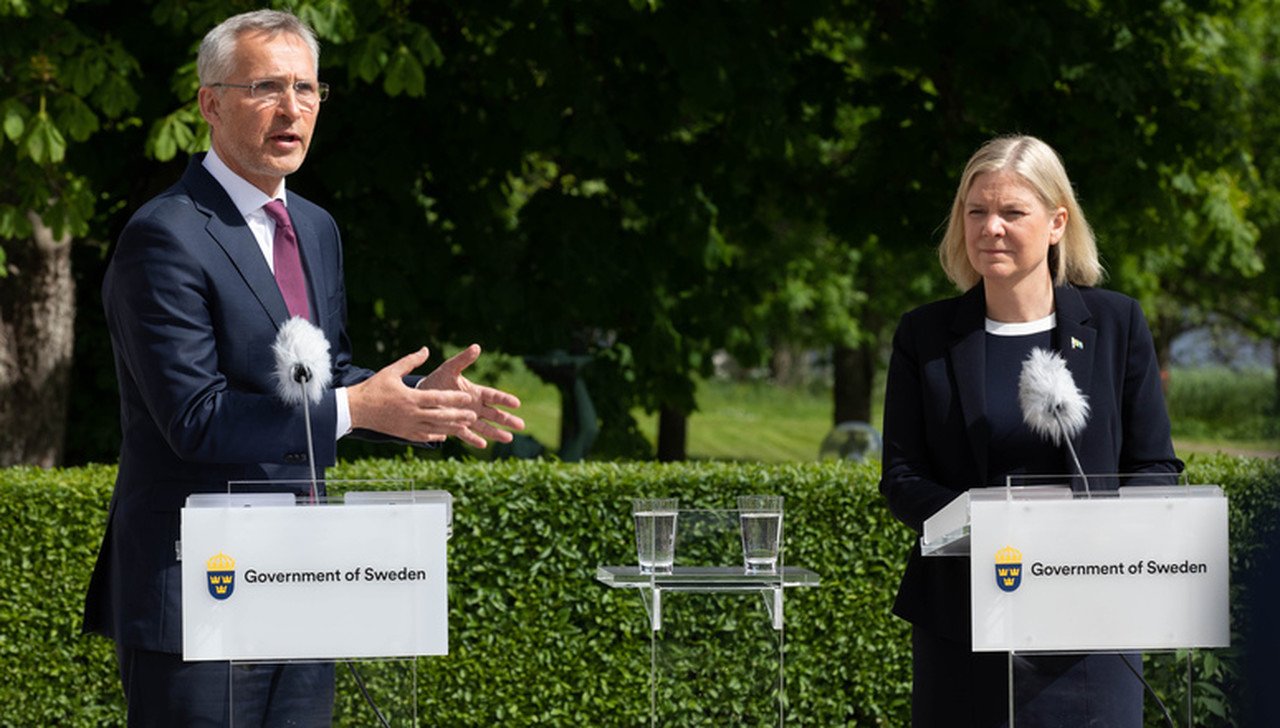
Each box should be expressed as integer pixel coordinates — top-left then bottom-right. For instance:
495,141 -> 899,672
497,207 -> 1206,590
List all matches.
1018,347 -> 1090,445
272,316 -> 332,406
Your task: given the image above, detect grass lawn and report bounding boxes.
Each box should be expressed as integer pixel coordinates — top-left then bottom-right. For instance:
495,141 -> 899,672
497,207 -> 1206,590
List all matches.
635,379 -> 841,462
486,361 -> 1278,462
488,363 -> 867,462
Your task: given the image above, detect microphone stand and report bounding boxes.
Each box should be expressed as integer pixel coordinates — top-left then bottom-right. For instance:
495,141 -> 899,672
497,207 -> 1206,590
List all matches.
1059,424 -> 1090,497
293,364 -> 320,504
289,356 -> 391,728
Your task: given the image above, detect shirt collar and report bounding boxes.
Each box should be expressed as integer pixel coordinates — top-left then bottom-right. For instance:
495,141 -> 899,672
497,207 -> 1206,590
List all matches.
201,147 -> 288,216
985,313 -> 1057,336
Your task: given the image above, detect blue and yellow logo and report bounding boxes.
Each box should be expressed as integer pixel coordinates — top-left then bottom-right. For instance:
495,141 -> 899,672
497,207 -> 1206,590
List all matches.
206,552 -> 236,600
994,545 -> 1022,592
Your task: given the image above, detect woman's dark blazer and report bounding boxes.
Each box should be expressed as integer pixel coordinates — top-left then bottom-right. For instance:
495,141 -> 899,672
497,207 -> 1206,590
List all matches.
879,282 -> 1183,643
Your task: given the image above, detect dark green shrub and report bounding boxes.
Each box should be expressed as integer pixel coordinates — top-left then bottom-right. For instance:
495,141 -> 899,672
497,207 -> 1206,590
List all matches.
0,456 -> 1274,726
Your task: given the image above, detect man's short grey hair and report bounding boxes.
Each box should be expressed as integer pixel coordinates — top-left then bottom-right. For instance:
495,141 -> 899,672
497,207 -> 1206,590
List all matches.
197,9 -> 320,86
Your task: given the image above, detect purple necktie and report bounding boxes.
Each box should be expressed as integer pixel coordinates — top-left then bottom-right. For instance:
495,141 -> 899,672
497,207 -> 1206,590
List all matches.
262,200 -> 311,320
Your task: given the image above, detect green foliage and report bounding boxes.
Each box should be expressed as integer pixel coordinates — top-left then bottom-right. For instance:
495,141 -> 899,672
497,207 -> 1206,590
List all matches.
145,103 -> 205,162
332,459 -> 916,726
0,465 -> 126,726
1142,454 -> 1280,728
1,99 -> 26,142
0,2 -> 142,244
24,111 -> 66,164
813,0 -> 1280,373
15,0 -> 1276,464
1,457 -> 1276,726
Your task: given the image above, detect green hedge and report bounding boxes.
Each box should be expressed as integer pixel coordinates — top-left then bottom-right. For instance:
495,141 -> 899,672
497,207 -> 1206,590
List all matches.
0,456 -> 1275,726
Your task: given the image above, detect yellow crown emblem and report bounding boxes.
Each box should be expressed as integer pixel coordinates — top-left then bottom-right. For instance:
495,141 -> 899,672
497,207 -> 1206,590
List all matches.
206,552 -> 236,571
994,545 -> 1022,564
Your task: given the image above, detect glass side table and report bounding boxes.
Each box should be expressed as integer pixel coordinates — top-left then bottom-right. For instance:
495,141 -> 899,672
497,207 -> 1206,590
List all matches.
596,507 -> 821,726
596,566 -> 821,631
596,566 -> 821,726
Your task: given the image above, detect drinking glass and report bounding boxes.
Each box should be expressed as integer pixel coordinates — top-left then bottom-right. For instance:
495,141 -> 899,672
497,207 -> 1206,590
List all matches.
737,495 -> 783,574
633,497 -> 679,574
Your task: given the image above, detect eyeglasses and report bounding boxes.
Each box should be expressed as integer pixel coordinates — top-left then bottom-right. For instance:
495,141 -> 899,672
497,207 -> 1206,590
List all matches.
208,79 -> 331,110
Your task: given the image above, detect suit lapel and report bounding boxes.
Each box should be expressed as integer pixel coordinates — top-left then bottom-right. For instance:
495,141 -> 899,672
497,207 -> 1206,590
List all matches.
182,157 -> 291,328
950,284 -> 990,483
1054,285 -> 1097,478
1054,285 -> 1096,399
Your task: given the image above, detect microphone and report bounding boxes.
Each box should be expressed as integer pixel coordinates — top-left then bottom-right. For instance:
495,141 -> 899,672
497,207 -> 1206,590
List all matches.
1018,347 -> 1091,495
273,316 -> 332,405
272,316 -> 332,502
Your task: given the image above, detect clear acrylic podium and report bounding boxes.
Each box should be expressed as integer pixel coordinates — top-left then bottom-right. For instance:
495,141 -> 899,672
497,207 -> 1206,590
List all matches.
922,474 -> 1230,727
180,480 -> 451,727
596,507 -> 821,726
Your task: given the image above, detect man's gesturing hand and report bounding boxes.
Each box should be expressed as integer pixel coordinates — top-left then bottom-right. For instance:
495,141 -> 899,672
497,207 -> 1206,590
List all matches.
415,344 -> 525,448
347,347 -> 478,444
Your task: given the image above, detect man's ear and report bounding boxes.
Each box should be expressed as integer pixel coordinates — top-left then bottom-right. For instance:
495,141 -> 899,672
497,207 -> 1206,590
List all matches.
197,86 -> 220,128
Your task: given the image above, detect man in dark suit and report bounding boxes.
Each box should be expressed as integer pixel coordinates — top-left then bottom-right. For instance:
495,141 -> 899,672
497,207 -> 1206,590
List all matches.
82,9 -> 524,726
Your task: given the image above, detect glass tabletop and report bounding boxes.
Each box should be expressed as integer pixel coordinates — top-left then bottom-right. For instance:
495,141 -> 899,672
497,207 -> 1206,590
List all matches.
595,565 -> 820,590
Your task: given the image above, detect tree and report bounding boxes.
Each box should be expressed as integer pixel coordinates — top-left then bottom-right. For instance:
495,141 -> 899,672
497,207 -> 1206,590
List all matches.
280,1 -> 847,460
781,0 -> 1280,437
11,0 -> 1279,468
47,0 -> 850,463
0,1 -> 143,466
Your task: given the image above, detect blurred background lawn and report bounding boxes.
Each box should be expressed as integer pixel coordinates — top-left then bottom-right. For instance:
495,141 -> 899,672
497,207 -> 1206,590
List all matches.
488,363 -> 1279,463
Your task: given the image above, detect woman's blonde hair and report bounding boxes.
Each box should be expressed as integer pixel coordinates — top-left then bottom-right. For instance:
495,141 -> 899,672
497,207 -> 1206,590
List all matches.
938,135 -> 1103,290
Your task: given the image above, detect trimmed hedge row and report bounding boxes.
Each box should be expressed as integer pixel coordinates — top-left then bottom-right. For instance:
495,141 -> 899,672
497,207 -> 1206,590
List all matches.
0,456 -> 1275,726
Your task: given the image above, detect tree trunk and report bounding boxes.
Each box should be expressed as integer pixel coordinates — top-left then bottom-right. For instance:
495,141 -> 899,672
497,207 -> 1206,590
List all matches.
1150,312 -> 1178,395
1273,339 -> 1280,417
656,405 -> 687,462
833,343 -> 874,425
769,344 -> 807,387
0,211 -> 75,466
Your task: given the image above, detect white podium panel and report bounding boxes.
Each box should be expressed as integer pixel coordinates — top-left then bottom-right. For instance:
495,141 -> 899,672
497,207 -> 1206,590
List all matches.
181,493 -> 449,661
967,486 -> 1229,652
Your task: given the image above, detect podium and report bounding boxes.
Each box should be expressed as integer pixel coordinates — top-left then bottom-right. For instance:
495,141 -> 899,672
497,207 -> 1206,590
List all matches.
922,477 -> 1230,725
597,507 -> 821,726
179,481 -> 451,727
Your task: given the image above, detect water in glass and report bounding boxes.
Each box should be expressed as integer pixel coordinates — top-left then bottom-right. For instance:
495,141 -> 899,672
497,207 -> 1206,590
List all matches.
739,511 -> 781,573
633,510 -> 677,574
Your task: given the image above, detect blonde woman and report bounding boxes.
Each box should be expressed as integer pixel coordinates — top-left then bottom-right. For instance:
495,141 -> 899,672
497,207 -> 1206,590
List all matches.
879,135 -> 1182,726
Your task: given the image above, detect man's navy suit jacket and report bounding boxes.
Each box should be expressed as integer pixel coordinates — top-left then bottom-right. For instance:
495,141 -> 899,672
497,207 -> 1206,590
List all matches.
879,282 -> 1183,643
84,154 -> 376,653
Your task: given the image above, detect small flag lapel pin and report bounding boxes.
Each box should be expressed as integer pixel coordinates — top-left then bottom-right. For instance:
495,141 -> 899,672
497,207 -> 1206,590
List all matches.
1070,337 -> 1084,350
